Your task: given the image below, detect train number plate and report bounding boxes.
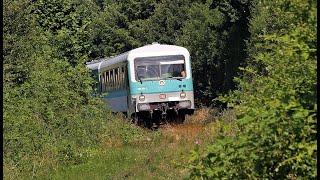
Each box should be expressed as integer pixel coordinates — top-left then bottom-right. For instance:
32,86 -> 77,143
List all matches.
168,97 -> 179,101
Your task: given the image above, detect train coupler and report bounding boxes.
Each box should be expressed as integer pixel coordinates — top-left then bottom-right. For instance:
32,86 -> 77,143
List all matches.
174,107 -> 179,116
150,110 -> 153,119
160,103 -> 169,120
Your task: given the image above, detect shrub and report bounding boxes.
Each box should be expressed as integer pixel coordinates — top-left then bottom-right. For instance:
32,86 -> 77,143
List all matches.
187,0 -> 317,179
101,113 -> 148,148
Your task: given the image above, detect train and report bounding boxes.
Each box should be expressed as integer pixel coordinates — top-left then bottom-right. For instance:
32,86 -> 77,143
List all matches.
86,43 -> 194,127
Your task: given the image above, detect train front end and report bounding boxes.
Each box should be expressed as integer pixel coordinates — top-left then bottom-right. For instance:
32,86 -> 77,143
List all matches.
127,44 -> 194,124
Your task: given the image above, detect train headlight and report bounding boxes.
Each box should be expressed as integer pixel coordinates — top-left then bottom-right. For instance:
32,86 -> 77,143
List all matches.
180,92 -> 186,99
139,94 -> 145,101
159,94 -> 166,99
138,103 -> 150,111
178,100 -> 191,108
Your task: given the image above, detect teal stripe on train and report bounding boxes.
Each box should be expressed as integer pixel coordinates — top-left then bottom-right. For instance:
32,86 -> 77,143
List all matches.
129,79 -> 193,95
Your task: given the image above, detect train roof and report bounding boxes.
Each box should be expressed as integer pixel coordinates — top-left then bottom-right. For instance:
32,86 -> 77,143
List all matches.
86,43 -> 189,71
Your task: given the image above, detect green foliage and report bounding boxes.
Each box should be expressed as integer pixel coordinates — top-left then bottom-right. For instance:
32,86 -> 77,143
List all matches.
179,0 -> 250,106
3,0 -> 35,87
31,0 -> 95,66
178,2 -> 225,106
88,0 -> 191,58
4,30 -> 110,174
3,0 -> 112,178
88,3 -> 140,58
4,0 -> 316,179
187,0 -> 317,179
104,0 -> 157,22
102,113 -> 148,145
133,0 -> 192,45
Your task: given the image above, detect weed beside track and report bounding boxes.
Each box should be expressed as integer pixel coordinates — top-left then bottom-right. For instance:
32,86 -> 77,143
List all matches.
25,108 -> 235,179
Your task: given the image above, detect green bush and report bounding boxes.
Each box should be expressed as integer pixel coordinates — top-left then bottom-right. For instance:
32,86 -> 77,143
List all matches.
101,113 -> 148,147
3,44 -> 111,176
3,1 -> 112,177
187,0 -> 317,179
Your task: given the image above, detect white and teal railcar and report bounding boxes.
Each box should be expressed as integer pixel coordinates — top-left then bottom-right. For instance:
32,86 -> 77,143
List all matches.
86,43 -> 194,125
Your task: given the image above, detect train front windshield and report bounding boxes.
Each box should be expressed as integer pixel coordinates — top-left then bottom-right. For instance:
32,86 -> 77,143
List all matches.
134,55 -> 186,81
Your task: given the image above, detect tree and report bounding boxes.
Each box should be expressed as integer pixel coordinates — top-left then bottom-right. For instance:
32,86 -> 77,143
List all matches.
88,3 -> 140,59
31,0 -> 96,66
4,0 -> 111,177
179,0 -> 250,106
3,0 -> 35,87
188,0 -> 317,178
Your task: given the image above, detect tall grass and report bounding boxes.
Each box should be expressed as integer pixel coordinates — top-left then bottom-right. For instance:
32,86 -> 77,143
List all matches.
5,107 -> 237,179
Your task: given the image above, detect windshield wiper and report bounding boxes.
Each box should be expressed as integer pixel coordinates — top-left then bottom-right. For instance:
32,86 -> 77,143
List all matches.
165,76 -> 182,81
138,76 -> 143,84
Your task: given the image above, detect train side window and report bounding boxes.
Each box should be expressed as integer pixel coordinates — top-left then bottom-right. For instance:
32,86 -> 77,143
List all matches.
107,70 -> 110,91
105,70 -> 108,90
104,71 -> 107,92
105,71 -> 108,92
101,72 -> 105,92
114,69 -> 116,90
125,66 -> 129,88
115,68 -> 119,89
119,67 -> 122,89
119,67 -> 122,88
121,66 -> 125,88
108,70 -> 111,90
114,68 -> 116,90
118,67 -> 122,89
106,71 -> 110,90
110,70 -> 113,90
